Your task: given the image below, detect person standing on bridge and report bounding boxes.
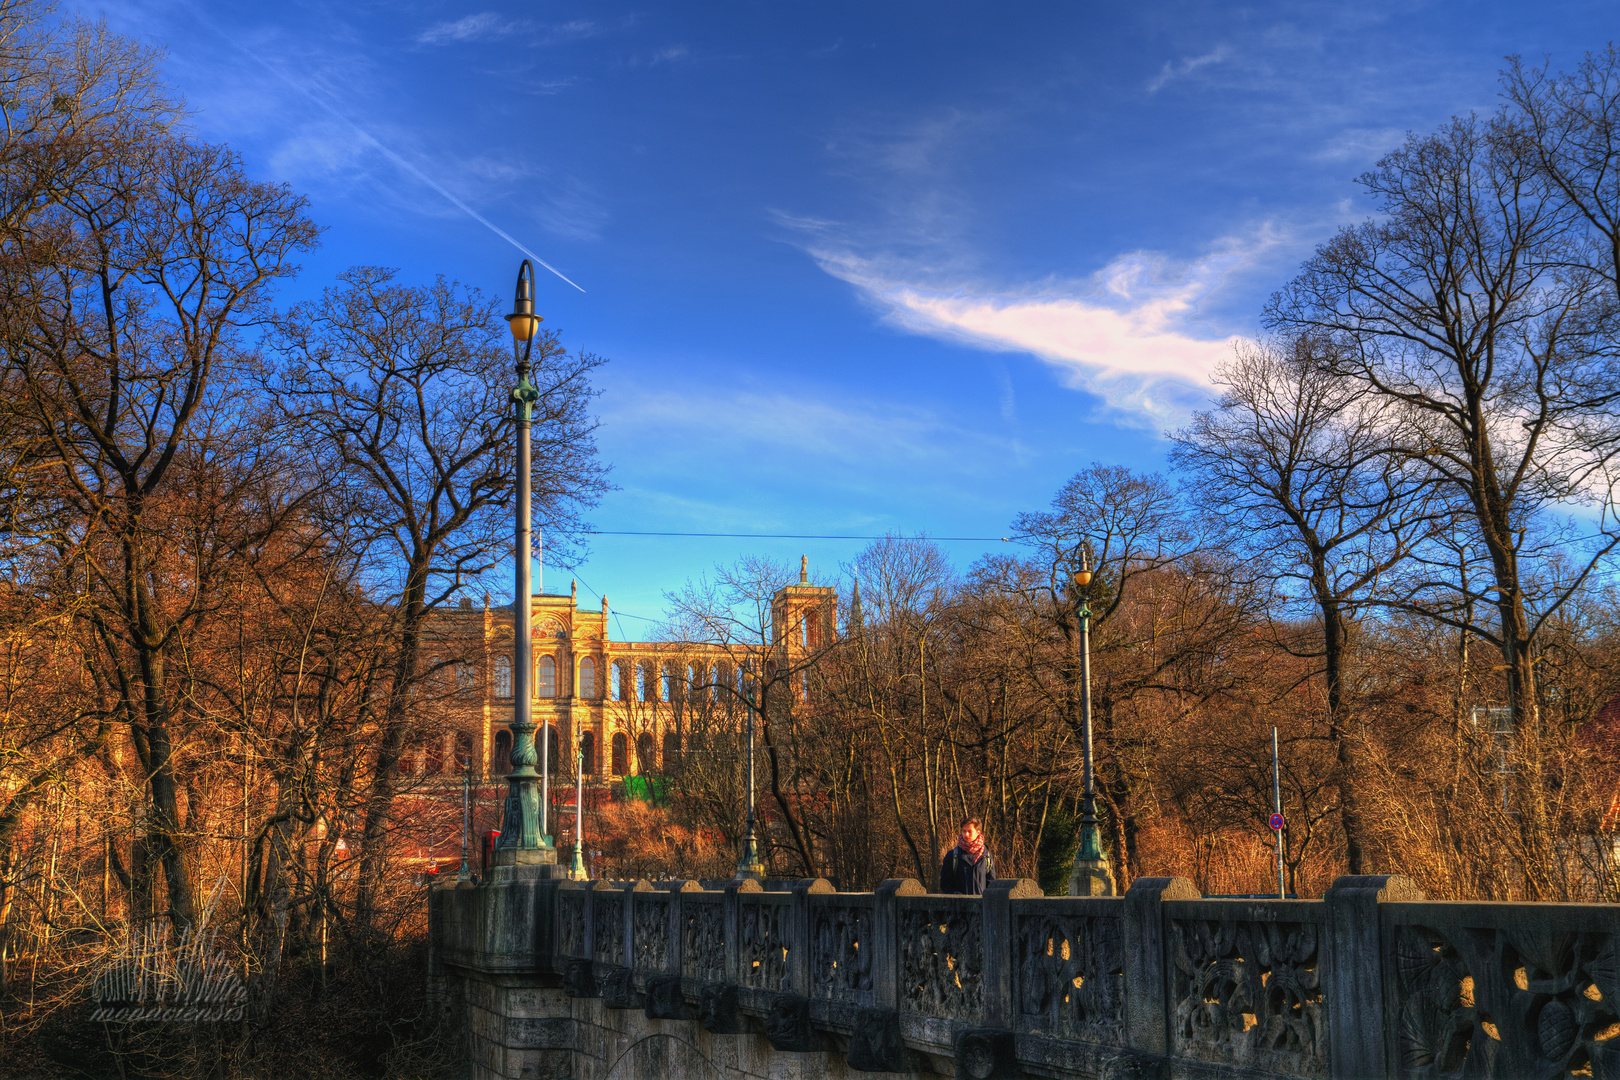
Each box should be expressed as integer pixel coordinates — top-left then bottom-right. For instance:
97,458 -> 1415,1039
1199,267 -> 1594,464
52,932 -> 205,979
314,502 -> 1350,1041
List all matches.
939,817 -> 994,895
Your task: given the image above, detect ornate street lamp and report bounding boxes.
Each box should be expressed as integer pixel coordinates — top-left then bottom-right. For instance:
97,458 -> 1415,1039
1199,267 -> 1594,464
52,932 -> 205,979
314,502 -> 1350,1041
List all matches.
735,659 -> 765,881
492,260 -> 557,872
1069,544 -> 1116,896
569,746 -> 588,880
456,756 -> 475,888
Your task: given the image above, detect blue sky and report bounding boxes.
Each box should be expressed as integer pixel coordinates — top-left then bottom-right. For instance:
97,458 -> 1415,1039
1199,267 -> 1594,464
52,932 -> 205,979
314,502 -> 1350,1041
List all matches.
75,0 -> 1616,628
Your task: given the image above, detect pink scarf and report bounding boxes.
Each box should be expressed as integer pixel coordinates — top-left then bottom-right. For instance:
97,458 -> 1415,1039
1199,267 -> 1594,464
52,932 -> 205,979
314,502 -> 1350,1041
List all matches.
955,827 -> 985,863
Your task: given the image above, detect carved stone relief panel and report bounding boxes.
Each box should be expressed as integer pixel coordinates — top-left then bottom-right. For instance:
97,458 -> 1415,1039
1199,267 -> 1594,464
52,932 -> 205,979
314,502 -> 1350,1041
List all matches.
900,904 -> 984,1020
558,892 -> 586,959
741,899 -> 790,990
634,897 -> 671,972
1016,910 -> 1125,1045
812,902 -> 873,1005
594,893 -> 626,965
683,900 -> 726,983
1169,917 -> 1326,1078
1393,922 -> 1620,1079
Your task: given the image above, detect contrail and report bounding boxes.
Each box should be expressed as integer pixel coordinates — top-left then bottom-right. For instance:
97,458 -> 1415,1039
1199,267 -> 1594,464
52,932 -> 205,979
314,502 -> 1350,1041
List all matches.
199,18 -> 585,292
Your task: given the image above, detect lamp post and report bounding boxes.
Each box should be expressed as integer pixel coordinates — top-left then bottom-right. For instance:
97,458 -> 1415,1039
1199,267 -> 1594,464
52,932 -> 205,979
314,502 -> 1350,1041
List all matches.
1069,544 -> 1116,896
492,260 -> 557,871
456,756 -> 475,888
735,659 -> 765,881
569,746 -> 588,880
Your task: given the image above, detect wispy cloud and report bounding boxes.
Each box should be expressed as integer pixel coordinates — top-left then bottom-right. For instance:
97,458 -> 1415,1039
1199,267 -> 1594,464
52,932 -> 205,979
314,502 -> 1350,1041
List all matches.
797,230 -> 1285,427
417,13 -> 510,45
1147,46 -> 1232,93
416,14 -> 600,48
1312,126 -> 1405,163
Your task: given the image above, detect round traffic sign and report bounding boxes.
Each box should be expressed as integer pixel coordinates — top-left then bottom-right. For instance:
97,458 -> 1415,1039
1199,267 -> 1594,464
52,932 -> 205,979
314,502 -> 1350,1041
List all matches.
1268,813 -> 1285,831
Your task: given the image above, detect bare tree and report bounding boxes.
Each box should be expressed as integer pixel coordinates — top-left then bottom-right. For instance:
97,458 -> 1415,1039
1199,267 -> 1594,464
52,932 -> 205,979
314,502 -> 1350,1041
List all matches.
1171,337 -> 1436,873
1265,114 -> 1620,894
271,267 -> 607,934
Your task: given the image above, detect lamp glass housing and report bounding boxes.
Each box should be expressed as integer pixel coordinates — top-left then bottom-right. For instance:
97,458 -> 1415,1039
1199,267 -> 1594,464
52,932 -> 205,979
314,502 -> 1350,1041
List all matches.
1072,569 -> 1092,588
507,313 -> 540,342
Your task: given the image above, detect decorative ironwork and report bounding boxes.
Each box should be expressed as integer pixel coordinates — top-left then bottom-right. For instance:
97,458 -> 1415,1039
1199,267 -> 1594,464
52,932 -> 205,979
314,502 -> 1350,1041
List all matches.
683,899 -> 726,983
594,893 -> 625,966
634,896 -> 671,972
812,901 -> 873,1004
741,899 -> 791,990
1016,910 -> 1125,1044
1392,923 -> 1620,1079
900,903 -> 983,1019
1169,917 -> 1326,1078
558,891 -> 586,959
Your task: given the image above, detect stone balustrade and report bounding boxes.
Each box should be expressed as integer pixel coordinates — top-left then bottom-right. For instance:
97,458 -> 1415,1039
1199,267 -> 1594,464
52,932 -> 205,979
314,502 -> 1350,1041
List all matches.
429,871 -> 1620,1080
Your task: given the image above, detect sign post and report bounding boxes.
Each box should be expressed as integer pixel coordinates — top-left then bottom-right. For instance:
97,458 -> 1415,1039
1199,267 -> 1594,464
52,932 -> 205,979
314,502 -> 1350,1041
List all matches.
1272,726 -> 1285,899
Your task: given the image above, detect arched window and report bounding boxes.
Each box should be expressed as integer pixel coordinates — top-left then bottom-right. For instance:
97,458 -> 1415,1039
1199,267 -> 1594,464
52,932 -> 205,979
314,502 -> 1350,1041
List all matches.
662,731 -> 680,770
455,663 -> 477,696
710,664 -> 722,703
493,730 -> 512,775
638,662 -> 654,702
424,734 -> 444,775
611,732 -> 628,776
493,656 -> 512,699
686,664 -> 699,700
637,732 -> 657,775
455,730 -> 474,771
538,656 -> 556,698
611,660 -> 623,700
580,657 -> 597,699
660,665 -> 672,702
580,731 -> 596,776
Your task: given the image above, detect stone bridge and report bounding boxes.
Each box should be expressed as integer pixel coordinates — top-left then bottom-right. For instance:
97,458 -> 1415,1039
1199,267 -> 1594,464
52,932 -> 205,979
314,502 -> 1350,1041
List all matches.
428,870 -> 1620,1080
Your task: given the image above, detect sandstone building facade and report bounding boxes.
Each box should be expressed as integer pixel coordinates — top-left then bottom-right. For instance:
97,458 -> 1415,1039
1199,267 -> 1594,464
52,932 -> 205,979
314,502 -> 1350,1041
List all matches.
412,559 -> 836,788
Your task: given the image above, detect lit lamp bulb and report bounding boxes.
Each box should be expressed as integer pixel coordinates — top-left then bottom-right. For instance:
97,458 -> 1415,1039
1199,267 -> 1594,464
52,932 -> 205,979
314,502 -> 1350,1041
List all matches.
508,266 -> 542,342
1072,549 -> 1092,590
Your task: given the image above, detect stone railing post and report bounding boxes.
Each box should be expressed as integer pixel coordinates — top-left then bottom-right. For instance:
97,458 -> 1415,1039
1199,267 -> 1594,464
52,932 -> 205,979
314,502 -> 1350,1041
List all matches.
1323,874 -> 1424,1080
982,878 -> 1041,1028
788,878 -> 833,997
624,879 -> 651,969
582,879 -> 597,966
1122,876 -> 1197,1056
871,878 -> 924,1011
668,880 -> 701,975
724,877 -> 761,984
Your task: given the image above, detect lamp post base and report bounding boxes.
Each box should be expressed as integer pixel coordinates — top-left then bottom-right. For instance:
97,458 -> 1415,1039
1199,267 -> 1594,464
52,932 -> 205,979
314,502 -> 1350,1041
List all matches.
491,843 -> 558,868
568,843 -> 588,881
1069,856 -> 1116,896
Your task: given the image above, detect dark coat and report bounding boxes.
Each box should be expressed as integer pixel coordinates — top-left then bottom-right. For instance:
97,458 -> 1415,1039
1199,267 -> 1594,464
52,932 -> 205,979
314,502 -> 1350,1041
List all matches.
939,846 -> 994,895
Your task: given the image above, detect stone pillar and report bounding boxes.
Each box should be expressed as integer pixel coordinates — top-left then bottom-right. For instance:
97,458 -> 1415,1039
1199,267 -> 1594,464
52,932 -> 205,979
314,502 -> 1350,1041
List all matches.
1324,874 -> 1423,1080
724,876 -> 762,984
667,880 -> 701,977
1121,876 -> 1197,1056
788,878 -> 833,997
981,878 -> 1041,1028
871,878 -> 924,1011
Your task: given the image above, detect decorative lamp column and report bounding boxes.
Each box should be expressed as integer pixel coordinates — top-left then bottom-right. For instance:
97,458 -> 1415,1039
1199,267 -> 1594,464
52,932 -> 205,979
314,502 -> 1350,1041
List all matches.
1069,545 -> 1116,896
735,659 -> 766,881
569,746 -> 588,880
456,756 -> 475,887
492,259 -> 557,869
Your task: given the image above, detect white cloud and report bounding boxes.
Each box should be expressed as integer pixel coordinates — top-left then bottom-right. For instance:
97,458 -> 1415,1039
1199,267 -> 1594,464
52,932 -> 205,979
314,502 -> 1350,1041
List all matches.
416,15 -> 599,47
1312,126 -> 1405,163
800,231 -> 1284,427
417,13 -> 509,45
1147,46 -> 1232,93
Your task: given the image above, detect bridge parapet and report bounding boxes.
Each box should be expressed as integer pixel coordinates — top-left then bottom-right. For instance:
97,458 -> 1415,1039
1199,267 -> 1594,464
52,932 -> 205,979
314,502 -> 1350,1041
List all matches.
431,870 -> 1620,1080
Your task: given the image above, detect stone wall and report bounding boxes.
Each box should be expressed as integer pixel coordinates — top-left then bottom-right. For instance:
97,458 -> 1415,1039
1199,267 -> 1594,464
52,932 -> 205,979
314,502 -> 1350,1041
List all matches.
429,870 -> 1620,1080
